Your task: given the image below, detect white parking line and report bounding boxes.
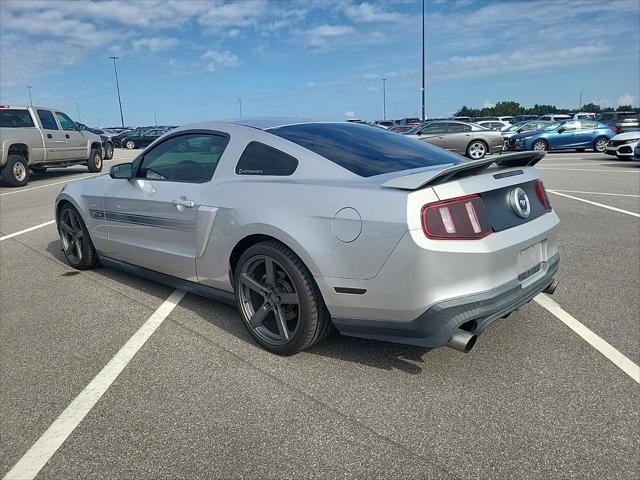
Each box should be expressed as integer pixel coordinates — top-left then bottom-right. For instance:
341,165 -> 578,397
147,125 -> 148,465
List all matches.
537,167 -> 639,173
550,189 -> 640,198
547,190 -> 639,218
534,294 -> 640,384
0,177 -> 92,196
0,160 -> 117,197
0,220 -> 56,241
2,289 -> 186,480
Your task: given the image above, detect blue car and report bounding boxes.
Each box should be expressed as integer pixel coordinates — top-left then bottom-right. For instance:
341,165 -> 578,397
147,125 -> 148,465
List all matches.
506,119 -> 614,153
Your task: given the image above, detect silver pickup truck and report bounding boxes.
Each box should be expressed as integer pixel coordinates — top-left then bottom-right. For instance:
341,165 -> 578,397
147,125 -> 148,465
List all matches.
0,105 -> 104,187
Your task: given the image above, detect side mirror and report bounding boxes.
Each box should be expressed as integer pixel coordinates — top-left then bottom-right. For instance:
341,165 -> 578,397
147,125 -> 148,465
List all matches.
110,162 -> 133,179
557,128 -> 565,134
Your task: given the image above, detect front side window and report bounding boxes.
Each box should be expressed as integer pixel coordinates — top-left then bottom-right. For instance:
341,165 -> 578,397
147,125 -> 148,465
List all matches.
0,109 -> 34,128
269,123 -> 463,178
136,133 -> 229,183
37,110 -> 59,130
236,142 -> 298,176
55,112 -> 77,131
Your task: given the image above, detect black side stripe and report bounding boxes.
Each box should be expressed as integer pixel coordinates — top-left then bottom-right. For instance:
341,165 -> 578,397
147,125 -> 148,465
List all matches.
89,209 -> 194,232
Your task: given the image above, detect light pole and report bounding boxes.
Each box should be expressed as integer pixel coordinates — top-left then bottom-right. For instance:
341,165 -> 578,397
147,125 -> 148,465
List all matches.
382,78 -> 387,121
238,98 -> 243,120
154,110 -> 157,126
26,86 -> 33,106
109,56 -> 125,127
421,0 -> 426,122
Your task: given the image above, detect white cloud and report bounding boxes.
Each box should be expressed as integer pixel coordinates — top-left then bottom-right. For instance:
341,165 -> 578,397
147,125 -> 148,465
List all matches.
305,82 -> 318,88
200,50 -> 242,72
482,100 -> 495,108
301,24 -> 356,49
432,44 -> 610,79
367,86 -> 378,92
617,94 -> 637,106
345,111 -> 355,118
132,37 -> 178,52
343,3 -> 410,24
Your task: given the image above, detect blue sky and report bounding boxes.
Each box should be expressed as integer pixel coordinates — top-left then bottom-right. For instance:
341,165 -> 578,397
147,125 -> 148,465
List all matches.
1,0 -> 638,127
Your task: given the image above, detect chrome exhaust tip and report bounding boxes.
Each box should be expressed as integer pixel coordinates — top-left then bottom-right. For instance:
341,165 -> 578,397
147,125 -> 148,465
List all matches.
543,279 -> 559,295
447,330 -> 477,353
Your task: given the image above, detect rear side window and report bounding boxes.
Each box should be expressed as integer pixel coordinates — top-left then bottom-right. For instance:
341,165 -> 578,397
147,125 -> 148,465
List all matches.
269,123 -> 463,178
236,142 -> 298,176
0,109 -> 34,128
37,110 -> 59,130
446,123 -> 471,133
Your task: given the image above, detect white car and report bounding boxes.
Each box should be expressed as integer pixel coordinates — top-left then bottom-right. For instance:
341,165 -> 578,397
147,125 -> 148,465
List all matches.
605,131 -> 640,159
476,120 -> 511,131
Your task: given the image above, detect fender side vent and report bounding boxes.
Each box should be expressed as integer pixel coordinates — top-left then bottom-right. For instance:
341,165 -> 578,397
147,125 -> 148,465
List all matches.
334,287 -> 367,295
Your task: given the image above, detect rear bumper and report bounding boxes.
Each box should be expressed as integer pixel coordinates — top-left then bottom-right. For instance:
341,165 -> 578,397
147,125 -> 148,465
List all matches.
333,254 -> 559,348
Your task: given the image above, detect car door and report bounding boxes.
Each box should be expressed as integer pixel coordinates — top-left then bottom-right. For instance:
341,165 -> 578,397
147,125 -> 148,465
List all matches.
575,120 -> 596,147
55,111 -> 86,159
416,123 -> 446,147
36,109 -> 67,161
443,122 -> 472,154
103,132 -> 230,280
553,121 -> 579,149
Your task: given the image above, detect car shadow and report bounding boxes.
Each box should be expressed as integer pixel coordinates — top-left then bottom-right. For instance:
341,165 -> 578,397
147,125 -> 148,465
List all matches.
45,239 -> 431,373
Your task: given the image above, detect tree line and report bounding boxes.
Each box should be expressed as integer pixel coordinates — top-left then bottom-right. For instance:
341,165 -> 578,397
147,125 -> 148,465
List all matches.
454,101 -> 640,118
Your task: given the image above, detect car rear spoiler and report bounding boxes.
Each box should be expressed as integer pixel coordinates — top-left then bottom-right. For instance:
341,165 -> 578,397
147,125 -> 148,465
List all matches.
380,151 -> 545,190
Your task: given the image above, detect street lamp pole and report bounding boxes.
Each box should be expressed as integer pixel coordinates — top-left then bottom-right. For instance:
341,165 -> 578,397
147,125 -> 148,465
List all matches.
421,0 -> 426,122
238,98 -> 243,120
154,109 -> 157,126
382,78 -> 387,121
26,86 -> 33,106
109,56 -> 125,127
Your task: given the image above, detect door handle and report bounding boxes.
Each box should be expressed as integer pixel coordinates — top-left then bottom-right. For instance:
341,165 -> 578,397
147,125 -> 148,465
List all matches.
172,196 -> 195,208
65,134 -> 70,138
47,134 -> 52,138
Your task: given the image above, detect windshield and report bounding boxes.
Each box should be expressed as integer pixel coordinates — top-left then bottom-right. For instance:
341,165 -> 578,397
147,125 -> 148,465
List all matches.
541,122 -> 563,131
269,122 -> 464,177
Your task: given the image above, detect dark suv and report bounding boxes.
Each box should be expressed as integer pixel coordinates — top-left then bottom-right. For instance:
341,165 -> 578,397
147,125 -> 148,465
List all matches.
595,112 -> 640,134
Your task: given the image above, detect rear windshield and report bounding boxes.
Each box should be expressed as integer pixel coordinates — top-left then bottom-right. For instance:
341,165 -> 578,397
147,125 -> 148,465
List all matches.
268,123 -> 463,177
0,109 -> 35,128
618,113 -> 639,121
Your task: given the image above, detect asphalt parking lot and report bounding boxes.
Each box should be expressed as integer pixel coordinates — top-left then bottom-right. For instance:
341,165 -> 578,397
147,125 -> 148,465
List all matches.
1,149 -> 638,479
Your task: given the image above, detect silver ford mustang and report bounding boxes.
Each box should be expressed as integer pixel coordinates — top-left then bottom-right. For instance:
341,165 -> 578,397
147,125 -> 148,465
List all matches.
55,121 -> 560,355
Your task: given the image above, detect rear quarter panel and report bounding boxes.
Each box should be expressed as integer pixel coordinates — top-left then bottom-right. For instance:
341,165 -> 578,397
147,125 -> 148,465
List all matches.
0,127 -> 45,165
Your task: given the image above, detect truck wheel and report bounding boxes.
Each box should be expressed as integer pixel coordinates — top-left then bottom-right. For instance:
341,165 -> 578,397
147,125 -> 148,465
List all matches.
1,154 -> 29,187
87,149 -> 103,173
31,167 -> 48,174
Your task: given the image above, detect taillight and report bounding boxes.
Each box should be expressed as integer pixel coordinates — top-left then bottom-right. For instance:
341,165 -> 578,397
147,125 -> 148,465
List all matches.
421,194 -> 492,240
535,180 -> 552,212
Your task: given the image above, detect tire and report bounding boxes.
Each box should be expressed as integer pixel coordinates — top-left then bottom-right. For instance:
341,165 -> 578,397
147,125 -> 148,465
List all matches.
593,137 -> 608,153
233,241 -> 333,355
532,139 -> 548,152
466,140 -> 487,160
86,149 -> 103,173
125,139 -> 136,150
1,154 -> 29,187
30,166 -> 47,174
104,142 -> 114,160
57,203 -> 100,270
